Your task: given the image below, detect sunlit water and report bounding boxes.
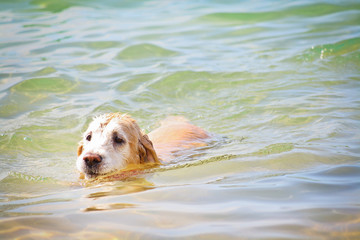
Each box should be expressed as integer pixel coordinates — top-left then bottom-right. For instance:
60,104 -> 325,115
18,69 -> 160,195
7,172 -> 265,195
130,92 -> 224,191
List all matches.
1,0 -> 360,239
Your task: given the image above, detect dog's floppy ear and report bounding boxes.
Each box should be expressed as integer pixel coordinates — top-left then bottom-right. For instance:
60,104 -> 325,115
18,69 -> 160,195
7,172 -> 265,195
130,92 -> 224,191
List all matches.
139,134 -> 159,164
77,141 -> 84,156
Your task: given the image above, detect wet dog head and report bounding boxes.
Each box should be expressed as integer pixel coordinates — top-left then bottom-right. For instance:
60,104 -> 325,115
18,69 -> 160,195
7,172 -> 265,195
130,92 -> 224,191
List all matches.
76,113 -> 159,179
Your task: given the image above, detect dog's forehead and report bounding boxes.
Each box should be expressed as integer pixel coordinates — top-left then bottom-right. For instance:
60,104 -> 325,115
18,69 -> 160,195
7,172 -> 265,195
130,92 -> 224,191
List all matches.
87,115 -> 107,132
87,115 -> 131,135
106,119 -> 126,132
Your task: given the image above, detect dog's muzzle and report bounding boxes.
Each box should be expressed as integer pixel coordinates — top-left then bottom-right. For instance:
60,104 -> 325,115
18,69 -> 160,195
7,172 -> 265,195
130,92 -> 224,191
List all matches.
83,153 -> 103,176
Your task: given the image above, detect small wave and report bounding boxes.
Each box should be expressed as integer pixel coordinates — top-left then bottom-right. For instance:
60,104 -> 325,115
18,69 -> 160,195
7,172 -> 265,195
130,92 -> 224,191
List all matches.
305,165 -> 360,180
32,67 -> 57,77
74,63 -> 108,72
1,172 -> 56,183
295,37 -> 360,62
198,3 -> 360,24
11,76 -> 77,94
155,154 -> 237,173
115,43 -> 178,60
31,41 -> 122,54
253,143 -> 294,156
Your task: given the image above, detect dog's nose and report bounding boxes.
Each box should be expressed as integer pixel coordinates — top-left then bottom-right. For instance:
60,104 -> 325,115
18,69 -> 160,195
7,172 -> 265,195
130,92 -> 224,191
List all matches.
83,153 -> 102,168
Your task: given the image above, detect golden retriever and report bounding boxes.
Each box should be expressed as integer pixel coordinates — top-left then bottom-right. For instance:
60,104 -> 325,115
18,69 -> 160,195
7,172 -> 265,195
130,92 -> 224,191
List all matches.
77,113 -> 209,179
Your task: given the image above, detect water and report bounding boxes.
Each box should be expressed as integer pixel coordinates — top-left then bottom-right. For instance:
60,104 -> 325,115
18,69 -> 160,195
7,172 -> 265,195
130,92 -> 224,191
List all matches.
1,0 -> 360,239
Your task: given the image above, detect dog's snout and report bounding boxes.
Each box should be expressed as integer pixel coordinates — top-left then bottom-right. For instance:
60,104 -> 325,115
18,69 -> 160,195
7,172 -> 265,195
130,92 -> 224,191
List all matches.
83,153 -> 102,167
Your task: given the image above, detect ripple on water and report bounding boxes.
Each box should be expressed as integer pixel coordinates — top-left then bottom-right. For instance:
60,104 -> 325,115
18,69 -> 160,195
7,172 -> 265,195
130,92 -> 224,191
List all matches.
115,43 -> 178,60
294,37 -> 360,63
198,3 -> 360,25
31,66 -> 57,77
31,41 -> 123,55
0,76 -> 78,118
73,63 -> 108,72
148,71 -> 262,98
11,76 -> 77,94
305,165 -> 360,181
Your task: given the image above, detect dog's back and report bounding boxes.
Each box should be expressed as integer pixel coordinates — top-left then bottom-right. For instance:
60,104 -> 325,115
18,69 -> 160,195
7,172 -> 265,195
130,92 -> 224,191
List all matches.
148,116 -> 209,161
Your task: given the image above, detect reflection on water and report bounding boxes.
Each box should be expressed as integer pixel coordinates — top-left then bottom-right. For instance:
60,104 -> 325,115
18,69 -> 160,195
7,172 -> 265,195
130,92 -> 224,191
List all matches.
85,178 -> 155,199
1,0 -> 360,239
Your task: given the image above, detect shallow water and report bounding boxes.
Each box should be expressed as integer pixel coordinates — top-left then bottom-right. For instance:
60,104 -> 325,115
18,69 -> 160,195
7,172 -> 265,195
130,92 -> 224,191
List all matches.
1,0 -> 360,239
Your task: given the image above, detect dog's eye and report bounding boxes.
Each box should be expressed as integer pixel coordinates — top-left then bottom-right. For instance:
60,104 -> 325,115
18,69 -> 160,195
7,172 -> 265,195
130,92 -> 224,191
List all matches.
86,134 -> 92,141
113,135 -> 125,145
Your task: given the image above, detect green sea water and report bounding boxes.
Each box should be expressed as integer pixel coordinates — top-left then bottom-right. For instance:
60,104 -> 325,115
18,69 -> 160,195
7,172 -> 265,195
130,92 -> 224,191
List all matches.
1,0 -> 360,239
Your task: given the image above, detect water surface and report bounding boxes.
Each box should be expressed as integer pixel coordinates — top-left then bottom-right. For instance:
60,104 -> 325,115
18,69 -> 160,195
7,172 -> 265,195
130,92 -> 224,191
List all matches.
1,0 -> 360,239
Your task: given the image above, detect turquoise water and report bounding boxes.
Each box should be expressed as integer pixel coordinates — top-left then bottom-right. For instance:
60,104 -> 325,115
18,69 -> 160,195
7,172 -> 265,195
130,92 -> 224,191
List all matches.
1,0 -> 360,239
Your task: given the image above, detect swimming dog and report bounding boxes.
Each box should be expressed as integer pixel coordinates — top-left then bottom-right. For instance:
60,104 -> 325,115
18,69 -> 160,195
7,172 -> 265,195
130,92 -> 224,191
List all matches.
77,113 -> 209,179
